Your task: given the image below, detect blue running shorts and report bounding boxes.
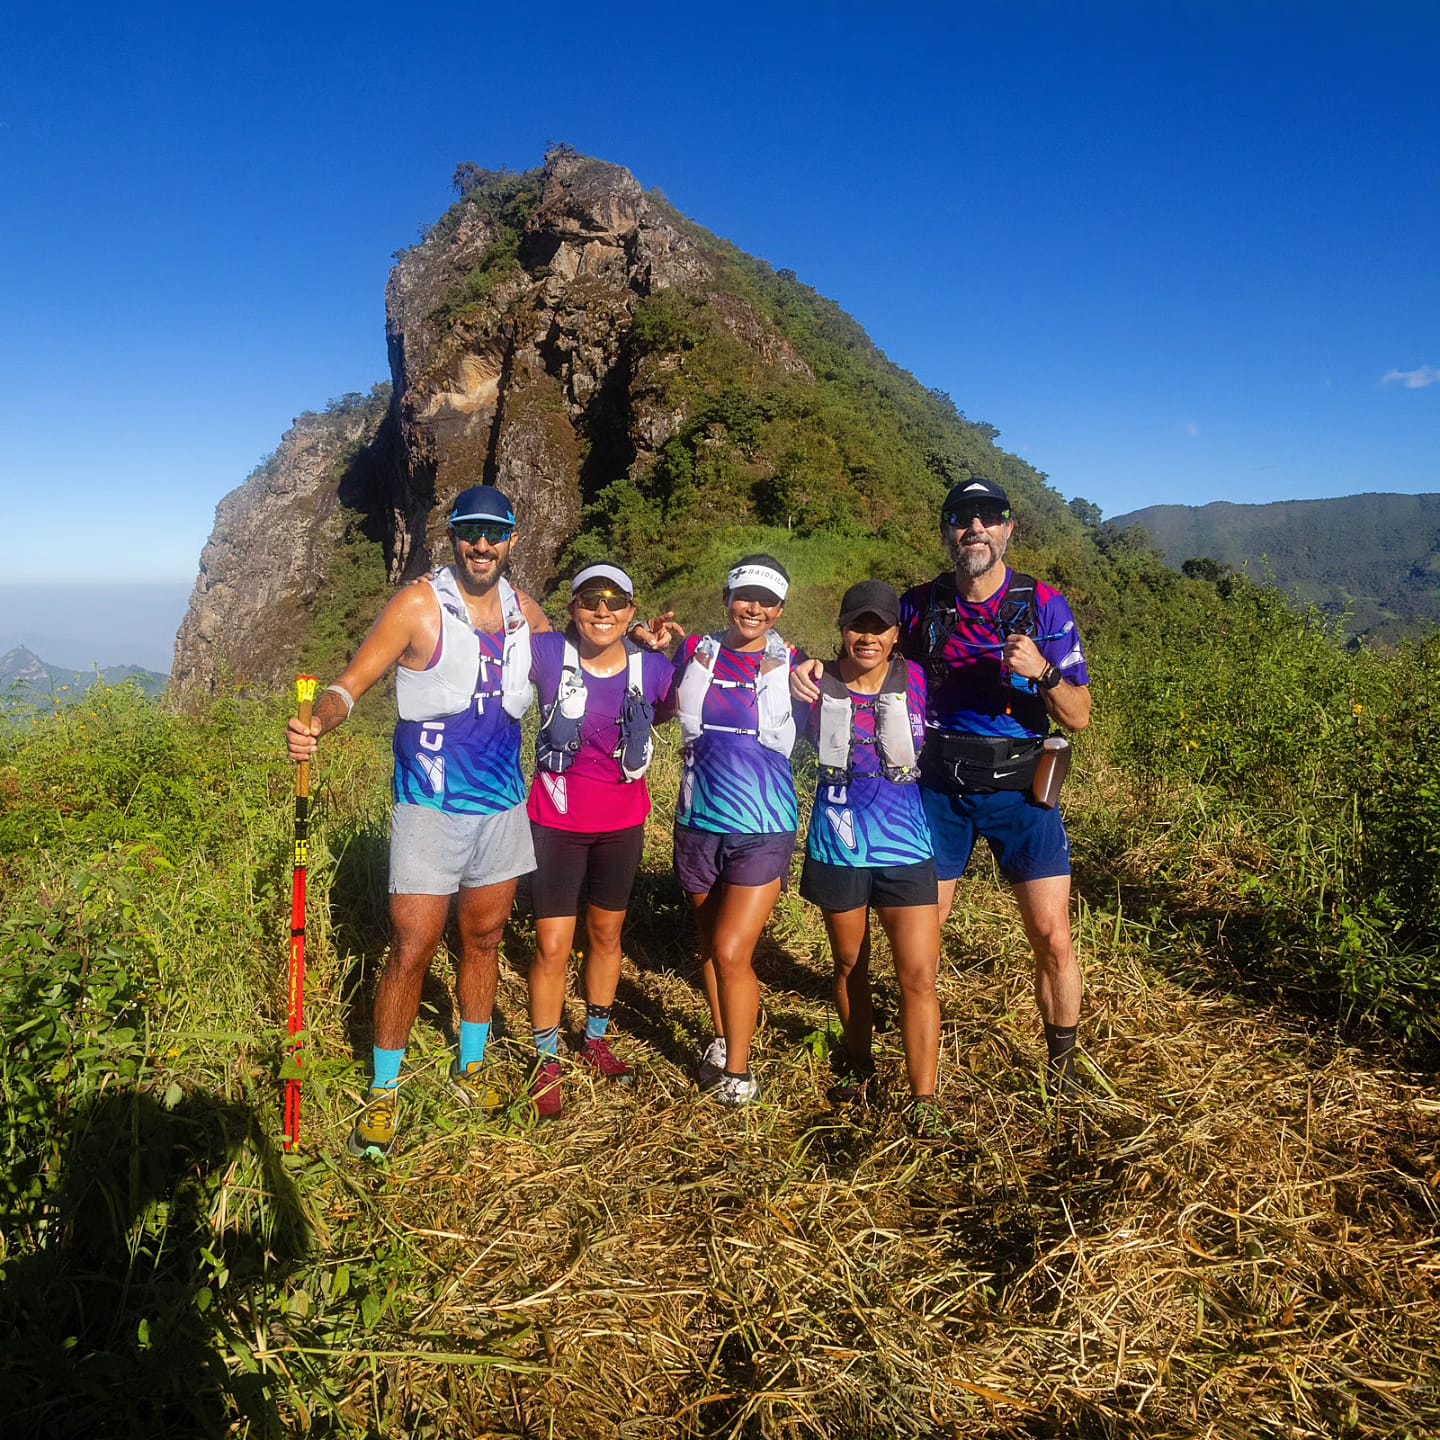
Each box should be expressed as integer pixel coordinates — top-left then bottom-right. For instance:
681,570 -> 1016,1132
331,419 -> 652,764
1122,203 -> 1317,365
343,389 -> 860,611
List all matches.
919,786 -> 1071,884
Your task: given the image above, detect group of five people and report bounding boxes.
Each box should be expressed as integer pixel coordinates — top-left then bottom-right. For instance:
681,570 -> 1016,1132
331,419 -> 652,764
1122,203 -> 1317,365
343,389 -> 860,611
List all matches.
285,475 -> 1091,1156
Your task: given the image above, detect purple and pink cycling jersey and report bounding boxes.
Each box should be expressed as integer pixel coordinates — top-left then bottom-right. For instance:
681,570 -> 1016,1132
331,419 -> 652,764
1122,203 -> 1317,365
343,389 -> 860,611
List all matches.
898,569 -> 1089,740
526,632 -> 676,834
801,659 -> 933,869
673,635 -> 800,837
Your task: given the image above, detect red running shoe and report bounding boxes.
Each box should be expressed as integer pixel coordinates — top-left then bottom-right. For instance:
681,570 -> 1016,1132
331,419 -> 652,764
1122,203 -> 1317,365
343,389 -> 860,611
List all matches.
581,1037 -> 635,1087
529,1058 -> 563,1120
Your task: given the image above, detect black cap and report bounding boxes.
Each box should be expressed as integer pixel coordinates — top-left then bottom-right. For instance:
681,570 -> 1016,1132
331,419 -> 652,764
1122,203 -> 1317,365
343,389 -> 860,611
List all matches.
838,579 -> 901,629
941,476 -> 1011,514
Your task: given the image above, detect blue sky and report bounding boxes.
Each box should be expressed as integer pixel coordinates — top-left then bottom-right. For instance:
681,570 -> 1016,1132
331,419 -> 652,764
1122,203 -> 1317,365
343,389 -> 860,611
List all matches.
1,2 -> 1436,662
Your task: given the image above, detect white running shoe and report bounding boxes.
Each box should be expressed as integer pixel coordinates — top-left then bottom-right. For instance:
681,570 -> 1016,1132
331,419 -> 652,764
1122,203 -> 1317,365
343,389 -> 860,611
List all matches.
697,1036 -> 727,1090
713,1071 -> 761,1107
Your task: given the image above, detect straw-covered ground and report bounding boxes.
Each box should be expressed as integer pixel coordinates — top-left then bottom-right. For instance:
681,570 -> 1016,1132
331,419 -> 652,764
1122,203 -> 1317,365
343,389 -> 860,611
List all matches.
244,750 -> 1440,1440
5,706 -> 1438,1439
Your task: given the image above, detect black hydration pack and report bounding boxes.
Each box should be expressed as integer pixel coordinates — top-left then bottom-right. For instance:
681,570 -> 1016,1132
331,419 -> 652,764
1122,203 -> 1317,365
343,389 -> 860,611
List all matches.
922,570 -> 1039,680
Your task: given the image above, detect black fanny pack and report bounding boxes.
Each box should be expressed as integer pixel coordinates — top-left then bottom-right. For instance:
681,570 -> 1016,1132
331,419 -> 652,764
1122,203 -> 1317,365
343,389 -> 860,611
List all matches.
922,732 -> 1044,795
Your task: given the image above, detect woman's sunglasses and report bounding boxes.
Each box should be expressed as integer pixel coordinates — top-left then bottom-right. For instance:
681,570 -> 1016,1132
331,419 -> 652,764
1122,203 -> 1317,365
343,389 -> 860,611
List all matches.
574,587 -> 634,612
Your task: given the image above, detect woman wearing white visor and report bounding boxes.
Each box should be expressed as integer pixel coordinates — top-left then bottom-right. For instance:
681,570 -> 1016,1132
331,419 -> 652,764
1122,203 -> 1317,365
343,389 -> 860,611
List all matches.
672,554 -> 802,1105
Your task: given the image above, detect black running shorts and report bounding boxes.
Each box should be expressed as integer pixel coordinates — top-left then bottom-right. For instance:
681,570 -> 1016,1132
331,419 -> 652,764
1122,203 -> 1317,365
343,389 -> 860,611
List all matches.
529,822 -> 646,918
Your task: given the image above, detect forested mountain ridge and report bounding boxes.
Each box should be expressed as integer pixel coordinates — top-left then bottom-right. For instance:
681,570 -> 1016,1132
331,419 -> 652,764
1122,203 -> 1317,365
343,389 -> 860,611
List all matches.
1111,492 -> 1440,641
0,646 -> 167,702
173,148 -> 1179,691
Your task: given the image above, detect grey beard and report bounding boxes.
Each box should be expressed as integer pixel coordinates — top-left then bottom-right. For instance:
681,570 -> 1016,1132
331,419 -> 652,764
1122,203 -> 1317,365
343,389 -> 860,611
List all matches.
954,539 -> 1001,578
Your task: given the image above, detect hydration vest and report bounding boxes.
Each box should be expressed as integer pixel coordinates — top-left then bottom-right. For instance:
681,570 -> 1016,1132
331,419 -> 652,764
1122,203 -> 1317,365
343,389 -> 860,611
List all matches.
676,630 -> 796,758
535,638 -> 655,782
816,656 -> 921,785
396,568 -> 533,723
923,569 -> 1040,698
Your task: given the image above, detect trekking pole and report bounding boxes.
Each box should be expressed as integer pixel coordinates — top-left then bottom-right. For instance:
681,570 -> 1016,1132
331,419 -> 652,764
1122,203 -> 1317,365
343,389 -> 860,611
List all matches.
284,675 -> 319,1152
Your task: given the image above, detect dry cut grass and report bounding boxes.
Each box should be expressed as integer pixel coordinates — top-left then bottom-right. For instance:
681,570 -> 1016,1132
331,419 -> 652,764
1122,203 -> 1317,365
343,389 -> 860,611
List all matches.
276,851 -> 1440,1440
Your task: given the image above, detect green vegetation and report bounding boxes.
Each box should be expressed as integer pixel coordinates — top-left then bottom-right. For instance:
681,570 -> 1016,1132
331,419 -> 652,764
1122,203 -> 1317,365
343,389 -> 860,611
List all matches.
1114,492 -> 1440,642
3,575 -> 1439,1432
431,168 -> 546,322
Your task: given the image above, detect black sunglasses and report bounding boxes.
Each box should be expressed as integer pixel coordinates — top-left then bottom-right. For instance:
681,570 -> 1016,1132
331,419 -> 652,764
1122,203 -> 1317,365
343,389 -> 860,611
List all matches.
943,504 -> 1011,529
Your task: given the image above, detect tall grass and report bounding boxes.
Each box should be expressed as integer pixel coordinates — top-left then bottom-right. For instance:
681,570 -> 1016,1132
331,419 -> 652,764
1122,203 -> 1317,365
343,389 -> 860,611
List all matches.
2,607 -> 1438,1435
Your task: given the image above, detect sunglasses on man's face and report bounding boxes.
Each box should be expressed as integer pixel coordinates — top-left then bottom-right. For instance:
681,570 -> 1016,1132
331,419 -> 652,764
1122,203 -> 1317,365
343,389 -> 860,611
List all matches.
452,522 -> 513,545
574,588 -> 634,613
943,504 -> 1011,529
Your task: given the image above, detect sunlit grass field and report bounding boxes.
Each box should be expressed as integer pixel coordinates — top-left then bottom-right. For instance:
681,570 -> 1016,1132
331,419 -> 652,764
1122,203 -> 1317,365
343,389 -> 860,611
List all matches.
3,603 -> 1438,1438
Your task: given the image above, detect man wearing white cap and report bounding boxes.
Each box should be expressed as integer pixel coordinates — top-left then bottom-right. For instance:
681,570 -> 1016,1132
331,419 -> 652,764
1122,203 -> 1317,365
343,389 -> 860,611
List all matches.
287,484 -> 550,1155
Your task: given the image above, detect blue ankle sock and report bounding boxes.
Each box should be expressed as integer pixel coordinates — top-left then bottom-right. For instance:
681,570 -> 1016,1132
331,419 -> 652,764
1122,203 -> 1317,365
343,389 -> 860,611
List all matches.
372,1047 -> 405,1090
459,1020 -> 491,1070
533,1024 -> 560,1059
585,1004 -> 612,1042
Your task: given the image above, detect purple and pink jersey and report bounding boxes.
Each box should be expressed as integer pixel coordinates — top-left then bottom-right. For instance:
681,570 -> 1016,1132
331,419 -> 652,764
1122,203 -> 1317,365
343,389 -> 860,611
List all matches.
526,632 -> 676,834
898,569 -> 1089,740
393,631 -> 526,815
803,659 -> 933,868
674,635 -> 801,837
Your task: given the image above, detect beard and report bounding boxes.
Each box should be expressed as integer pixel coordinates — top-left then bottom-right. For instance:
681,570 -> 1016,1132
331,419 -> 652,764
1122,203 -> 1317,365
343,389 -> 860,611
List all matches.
951,531 -> 1007,579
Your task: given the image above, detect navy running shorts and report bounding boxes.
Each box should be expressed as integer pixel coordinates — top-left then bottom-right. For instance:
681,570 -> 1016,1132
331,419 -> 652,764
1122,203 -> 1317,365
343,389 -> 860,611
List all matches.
673,825 -> 796,896
798,855 -> 938,912
920,785 -> 1071,883
529,822 -> 646,918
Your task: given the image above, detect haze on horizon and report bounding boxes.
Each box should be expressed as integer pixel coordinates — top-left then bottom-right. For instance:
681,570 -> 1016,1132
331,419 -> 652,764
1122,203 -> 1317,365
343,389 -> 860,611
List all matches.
2,2 -> 1435,613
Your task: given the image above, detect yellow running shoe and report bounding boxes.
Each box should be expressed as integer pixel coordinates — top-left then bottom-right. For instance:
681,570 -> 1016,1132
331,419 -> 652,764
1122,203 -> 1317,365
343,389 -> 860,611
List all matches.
448,1060 -> 506,1113
347,1086 -> 398,1157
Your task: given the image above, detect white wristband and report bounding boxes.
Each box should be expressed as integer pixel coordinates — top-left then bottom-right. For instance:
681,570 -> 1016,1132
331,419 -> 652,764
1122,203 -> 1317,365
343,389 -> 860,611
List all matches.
324,683 -> 355,716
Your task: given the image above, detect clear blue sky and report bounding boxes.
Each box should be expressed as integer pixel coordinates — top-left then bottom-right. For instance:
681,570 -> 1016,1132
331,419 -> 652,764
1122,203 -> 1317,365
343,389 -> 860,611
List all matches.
3,1 -> 1436,608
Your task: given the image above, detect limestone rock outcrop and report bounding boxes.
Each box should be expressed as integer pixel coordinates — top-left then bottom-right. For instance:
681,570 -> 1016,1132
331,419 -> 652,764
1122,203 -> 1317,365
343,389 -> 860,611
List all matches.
172,148 -> 817,694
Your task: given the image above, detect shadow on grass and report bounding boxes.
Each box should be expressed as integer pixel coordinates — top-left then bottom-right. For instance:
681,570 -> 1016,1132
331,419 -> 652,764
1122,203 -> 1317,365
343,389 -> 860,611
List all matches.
0,1087 -> 309,1439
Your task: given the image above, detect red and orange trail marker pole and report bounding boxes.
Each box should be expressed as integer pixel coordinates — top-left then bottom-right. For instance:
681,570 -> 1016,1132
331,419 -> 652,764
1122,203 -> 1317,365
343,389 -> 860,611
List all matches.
284,674 -> 319,1153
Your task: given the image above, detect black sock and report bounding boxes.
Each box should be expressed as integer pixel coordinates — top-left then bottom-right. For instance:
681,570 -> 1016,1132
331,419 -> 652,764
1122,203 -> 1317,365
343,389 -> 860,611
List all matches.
721,1068 -> 752,1082
1044,1023 -> 1078,1080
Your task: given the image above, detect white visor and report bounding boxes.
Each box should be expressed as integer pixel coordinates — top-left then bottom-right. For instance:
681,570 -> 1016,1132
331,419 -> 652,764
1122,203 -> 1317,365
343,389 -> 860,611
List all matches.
727,564 -> 788,601
572,563 -> 635,597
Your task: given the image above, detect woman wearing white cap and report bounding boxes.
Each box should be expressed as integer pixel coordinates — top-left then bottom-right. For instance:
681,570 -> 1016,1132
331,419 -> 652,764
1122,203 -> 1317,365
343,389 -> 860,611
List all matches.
673,553 -> 802,1106
523,562 -> 681,1119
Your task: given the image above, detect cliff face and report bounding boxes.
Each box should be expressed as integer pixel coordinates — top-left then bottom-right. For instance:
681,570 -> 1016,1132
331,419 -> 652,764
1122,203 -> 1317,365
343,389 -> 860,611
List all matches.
173,147 -> 1068,694
175,150 -> 768,692
171,396 -> 398,692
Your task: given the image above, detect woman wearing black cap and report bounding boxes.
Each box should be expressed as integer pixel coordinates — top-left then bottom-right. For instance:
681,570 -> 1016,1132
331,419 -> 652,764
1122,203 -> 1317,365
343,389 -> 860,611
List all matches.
797,580 -> 943,1133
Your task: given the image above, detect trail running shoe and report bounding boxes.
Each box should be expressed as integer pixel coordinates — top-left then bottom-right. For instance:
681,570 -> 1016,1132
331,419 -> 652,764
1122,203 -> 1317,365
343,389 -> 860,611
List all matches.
905,1097 -> 948,1140
580,1037 -> 634,1086
826,1053 -> 877,1106
529,1058 -> 563,1120
696,1036 -> 727,1090
448,1060 -> 506,1113
713,1071 -> 761,1107
347,1087 -> 398,1157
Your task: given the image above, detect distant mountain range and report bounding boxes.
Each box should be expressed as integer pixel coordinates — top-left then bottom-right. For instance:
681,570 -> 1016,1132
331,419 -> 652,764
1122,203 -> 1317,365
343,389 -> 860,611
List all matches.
0,646 -> 168,703
1109,492 -> 1440,641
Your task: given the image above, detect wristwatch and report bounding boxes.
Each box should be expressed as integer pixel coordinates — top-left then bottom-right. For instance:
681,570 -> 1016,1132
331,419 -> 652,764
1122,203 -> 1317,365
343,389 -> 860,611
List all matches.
1035,664 -> 1062,692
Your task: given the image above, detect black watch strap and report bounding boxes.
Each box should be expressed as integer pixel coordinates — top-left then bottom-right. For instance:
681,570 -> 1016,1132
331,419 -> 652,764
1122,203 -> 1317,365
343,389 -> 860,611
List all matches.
1036,664 -> 1062,692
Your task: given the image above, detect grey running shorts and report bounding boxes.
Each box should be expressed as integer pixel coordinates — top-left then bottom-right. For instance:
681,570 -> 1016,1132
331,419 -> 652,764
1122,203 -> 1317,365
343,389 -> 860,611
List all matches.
389,801 -> 537,895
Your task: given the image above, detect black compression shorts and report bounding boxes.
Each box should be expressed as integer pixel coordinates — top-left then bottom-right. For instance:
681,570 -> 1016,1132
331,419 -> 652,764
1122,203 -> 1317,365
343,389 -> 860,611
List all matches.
529,822 -> 646,918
